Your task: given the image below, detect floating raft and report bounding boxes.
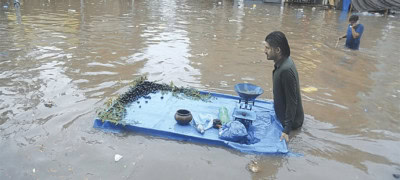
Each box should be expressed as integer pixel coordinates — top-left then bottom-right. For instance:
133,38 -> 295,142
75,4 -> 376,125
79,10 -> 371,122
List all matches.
94,90 -> 288,155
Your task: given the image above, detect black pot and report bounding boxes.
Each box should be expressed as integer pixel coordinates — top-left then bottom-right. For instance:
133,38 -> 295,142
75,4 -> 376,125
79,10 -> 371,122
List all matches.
175,109 -> 192,125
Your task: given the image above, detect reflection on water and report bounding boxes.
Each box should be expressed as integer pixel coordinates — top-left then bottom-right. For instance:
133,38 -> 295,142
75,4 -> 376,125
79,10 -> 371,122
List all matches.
1,0 -> 400,179
137,0 -> 201,86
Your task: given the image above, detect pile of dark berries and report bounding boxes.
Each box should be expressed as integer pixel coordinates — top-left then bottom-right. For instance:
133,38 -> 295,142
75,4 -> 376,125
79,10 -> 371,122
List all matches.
118,81 -> 171,105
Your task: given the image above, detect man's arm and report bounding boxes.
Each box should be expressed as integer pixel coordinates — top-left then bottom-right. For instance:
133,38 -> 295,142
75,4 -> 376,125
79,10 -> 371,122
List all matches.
281,69 -> 299,136
351,25 -> 360,38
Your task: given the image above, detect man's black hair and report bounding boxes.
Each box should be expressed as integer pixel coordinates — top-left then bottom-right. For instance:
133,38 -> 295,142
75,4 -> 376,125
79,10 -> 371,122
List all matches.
265,31 -> 291,58
349,15 -> 359,22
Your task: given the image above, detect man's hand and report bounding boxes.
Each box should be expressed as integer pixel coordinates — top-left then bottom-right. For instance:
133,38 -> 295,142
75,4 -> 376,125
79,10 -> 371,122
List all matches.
280,132 -> 289,142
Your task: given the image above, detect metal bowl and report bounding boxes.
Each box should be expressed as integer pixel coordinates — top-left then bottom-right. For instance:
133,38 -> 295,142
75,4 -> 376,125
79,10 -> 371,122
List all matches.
234,83 -> 264,101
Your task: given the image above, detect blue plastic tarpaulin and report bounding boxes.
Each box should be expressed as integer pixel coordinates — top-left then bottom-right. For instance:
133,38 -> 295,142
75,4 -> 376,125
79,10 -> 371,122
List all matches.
93,91 -> 288,154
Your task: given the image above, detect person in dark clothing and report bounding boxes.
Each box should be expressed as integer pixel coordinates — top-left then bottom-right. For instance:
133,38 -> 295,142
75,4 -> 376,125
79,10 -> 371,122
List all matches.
264,31 -> 304,143
339,15 -> 364,50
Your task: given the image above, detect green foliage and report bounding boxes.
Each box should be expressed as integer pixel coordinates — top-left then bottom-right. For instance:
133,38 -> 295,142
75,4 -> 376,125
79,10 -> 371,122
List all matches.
96,96 -> 125,124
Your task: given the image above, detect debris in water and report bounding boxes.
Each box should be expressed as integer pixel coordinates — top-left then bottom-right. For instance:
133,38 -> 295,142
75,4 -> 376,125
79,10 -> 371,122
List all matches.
247,160 -> 260,173
33,168 -> 36,173
301,86 -> 318,93
115,154 -> 123,162
44,101 -> 55,108
197,52 -> 208,57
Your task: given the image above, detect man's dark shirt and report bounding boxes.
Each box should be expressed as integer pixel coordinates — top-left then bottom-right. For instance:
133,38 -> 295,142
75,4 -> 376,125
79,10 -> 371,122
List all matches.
273,57 -> 304,134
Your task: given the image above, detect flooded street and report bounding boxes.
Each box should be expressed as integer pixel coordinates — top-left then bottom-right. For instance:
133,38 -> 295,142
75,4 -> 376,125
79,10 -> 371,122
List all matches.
1,0 -> 400,179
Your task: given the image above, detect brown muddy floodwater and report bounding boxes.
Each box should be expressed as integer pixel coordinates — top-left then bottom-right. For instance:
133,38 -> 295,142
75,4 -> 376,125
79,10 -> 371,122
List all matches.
1,0 -> 400,179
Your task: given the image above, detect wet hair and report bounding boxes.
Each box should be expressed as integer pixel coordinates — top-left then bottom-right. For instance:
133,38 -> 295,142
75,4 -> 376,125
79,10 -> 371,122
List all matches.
265,31 -> 290,58
349,15 -> 359,22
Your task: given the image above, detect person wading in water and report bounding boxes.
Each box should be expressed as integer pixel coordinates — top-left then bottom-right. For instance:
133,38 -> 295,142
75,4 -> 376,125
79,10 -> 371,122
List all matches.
339,15 -> 364,50
264,31 -> 304,143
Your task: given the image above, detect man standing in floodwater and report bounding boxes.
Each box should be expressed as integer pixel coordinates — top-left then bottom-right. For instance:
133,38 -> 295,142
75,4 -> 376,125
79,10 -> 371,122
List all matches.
264,31 -> 304,143
339,15 -> 364,50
